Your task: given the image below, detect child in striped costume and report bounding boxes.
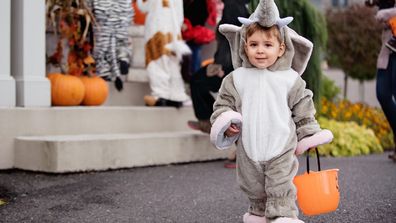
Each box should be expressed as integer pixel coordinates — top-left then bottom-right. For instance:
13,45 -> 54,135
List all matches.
90,0 -> 133,91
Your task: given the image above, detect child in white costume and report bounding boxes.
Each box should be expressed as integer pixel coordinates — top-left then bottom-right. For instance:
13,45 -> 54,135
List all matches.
137,0 -> 191,107
209,1 -> 334,223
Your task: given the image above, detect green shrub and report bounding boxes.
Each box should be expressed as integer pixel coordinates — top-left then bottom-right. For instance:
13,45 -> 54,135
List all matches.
318,99 -> 395,150
317,117 -> 383,157
320,75 -> 341,102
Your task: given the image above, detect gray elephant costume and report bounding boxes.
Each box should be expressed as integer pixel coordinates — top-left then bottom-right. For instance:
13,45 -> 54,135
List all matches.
209,1 -> 333,222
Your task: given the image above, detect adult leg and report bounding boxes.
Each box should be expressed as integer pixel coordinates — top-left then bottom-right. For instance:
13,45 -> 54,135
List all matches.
181,54 -> 192,83
188,42 -> 202,73
377,54 -> 396,153
189,66 -> 224,133
190,66 -> 223,120
386,53 -> 396,133
392,54 -> 396,157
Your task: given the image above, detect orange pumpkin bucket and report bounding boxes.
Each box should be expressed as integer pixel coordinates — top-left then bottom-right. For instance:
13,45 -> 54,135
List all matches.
389,17 -> 396,36
294,148 -> 340,216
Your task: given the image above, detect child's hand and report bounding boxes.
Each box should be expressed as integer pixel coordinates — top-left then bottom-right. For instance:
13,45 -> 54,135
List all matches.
225,123 -> 240,137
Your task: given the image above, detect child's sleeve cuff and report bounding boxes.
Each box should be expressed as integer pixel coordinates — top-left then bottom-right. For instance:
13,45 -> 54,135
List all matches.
210,110 -> 242,150
296,129 -> 334,155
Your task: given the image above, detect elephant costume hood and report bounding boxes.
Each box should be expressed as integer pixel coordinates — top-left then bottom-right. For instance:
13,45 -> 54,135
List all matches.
218,0 -> 313,75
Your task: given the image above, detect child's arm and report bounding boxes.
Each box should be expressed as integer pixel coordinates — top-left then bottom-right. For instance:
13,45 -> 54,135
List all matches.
288,77 -> 333,155
288,77 -> 320,140
210,74 -> 242,150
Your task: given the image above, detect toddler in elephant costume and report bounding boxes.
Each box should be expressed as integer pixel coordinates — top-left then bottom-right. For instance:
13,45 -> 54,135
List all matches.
209,1 -> 334,223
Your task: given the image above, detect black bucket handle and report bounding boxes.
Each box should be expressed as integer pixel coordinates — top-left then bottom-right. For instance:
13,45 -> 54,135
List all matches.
306,147 -> 321,174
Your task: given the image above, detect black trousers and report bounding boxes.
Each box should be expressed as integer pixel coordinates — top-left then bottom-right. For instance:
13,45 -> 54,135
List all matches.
376,53 -> 396,135
190,65 -> 224,120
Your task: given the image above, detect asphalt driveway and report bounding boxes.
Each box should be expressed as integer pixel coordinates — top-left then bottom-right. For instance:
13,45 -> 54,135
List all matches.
0,152 -> 395,223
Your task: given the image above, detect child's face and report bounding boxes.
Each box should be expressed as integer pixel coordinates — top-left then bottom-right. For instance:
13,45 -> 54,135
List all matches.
244,31 -> 285,69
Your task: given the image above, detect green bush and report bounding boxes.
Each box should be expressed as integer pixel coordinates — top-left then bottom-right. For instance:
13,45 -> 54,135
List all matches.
319,75 -> 341,102
317,117 -> 383,157
318,99 -> 395,150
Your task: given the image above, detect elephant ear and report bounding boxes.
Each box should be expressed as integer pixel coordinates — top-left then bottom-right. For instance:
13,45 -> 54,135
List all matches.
219,24 -> 243,69
288,27 -> 313,75
268,26 -> 313,75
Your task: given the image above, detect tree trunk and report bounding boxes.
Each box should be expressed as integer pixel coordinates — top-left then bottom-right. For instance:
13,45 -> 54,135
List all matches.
343,73 -> 348,99
359,80 -> 365,102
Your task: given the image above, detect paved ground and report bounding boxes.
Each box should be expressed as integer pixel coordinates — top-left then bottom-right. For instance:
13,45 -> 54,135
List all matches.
0,152 -> 395,223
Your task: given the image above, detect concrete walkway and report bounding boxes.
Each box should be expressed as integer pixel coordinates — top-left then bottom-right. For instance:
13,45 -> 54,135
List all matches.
323,68 -> 379,107
0,152 -> 395,223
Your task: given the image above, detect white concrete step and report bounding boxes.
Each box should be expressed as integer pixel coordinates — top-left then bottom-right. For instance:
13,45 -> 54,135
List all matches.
2,106 -> 196,135
14,131 -> 229,173
0,106 -> 199,169
127,68 -> 148,83
104,80 -> 150,106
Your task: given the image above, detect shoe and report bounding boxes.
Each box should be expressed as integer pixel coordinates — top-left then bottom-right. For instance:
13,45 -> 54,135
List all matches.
187,120 -> 211,134
155,98 -> 183,108
388,153 -> 396,162
243,213 -> 267,223
271,217 -> 304,223
144,95 -> 183,108
187,120 -> 201,131
388,136 -> 396,162
119,60 -> 130,75
386,37 -> 396,52
144,95 -> 157,106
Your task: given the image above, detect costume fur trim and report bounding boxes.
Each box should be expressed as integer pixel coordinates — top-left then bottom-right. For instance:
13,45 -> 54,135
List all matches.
210,110 -> 242,150
243,212 -> 267,223
376,7 -> 396,22
271,217 -> 304,223
295,129 -> 333,155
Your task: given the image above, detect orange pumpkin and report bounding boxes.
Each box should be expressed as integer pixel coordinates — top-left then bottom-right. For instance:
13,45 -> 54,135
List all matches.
79,76 -> 109,106
132,1 -> 146,25
47,73 -> 85,106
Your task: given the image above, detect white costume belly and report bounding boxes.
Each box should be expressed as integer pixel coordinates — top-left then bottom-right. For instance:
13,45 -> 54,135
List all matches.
233,68 -> 298,162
